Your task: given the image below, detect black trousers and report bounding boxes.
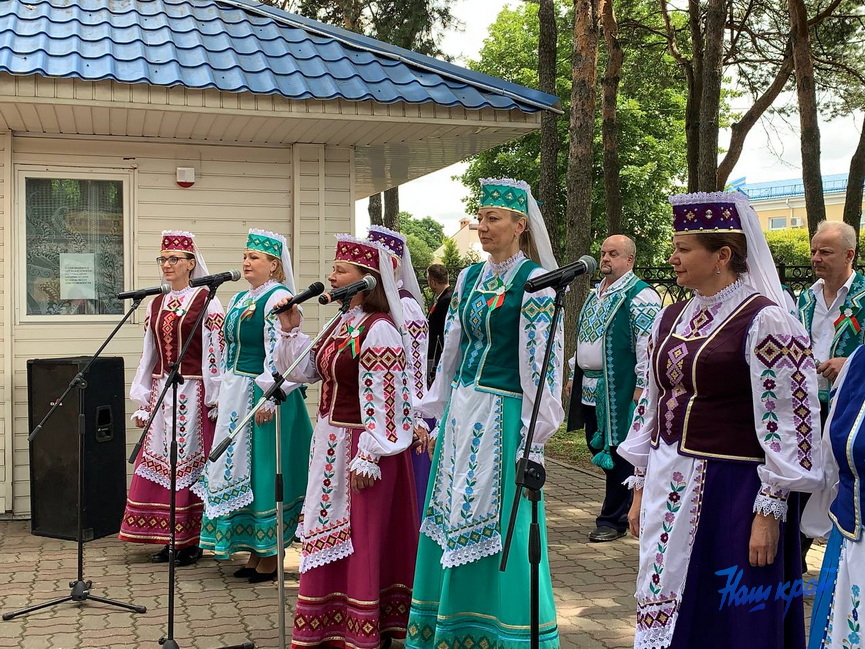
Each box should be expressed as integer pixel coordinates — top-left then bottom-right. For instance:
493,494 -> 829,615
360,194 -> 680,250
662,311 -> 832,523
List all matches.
798,400 -> 830,559
583,404 -> 633,532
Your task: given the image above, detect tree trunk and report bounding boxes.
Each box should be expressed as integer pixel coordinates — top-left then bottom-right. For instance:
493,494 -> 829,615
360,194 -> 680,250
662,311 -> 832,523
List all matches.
789,0 -> 826,237
383,186 -> 400,231
368,192 -> 383,226
687,0 -> 703,192
565,0 -> 601,363
697,0 -> 725,191
716,55 -> 794,189
843,125 -> 865,253
538,0 -> 561,262
600,0 -> 623,236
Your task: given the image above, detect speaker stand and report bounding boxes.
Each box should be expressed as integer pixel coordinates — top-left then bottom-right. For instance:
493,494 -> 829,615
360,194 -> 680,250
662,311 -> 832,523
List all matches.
4,301 -> 147,621
3,406 -> 147,620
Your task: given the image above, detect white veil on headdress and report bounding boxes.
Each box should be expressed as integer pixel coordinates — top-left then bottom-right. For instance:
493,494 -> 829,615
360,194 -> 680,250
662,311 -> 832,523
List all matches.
332,234 -> 412,355
366,224 -> 424,303
479,178 -> 559,271
161,230 -> 210,281
669,192 -> 786,308
247,228 -> 296,294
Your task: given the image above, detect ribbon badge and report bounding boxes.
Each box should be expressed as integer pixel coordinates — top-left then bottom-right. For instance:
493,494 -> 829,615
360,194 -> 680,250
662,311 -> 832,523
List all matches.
834,307 -> 861,337
486,282 -> 507,312
238,299 -> 257,321
336,324 -> 365,358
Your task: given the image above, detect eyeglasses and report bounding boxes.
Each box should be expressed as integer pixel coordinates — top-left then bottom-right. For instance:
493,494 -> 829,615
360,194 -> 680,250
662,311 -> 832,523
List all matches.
156,256 -> 191,266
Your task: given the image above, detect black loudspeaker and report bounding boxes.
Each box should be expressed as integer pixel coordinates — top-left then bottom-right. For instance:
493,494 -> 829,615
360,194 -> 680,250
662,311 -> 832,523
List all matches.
27,356 -> 127,541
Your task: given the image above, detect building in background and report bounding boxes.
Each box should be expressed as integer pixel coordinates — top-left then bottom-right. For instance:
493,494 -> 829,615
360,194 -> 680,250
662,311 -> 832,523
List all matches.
732,174 -> 864,231
0,0 -> 560,517
432,216 -> 484,261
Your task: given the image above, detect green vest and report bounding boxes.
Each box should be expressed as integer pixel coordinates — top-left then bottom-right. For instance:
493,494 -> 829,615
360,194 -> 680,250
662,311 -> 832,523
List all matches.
578,275 -> 657,447
454,258 -> 540,396
799,271 -> 865,400
225,284 -> 285,377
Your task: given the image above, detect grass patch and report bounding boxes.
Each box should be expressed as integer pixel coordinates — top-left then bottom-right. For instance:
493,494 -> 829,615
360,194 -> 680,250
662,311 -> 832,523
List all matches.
545,425 -> 601,474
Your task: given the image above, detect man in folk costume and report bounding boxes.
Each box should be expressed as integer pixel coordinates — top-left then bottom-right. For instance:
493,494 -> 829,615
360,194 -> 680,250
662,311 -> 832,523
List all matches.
367,224 -> 431,517
797,220 -> 865,568
566,235 -> 661,542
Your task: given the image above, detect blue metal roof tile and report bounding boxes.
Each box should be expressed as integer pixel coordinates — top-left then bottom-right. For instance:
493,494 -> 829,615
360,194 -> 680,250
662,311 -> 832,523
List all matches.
0,0 -> 561,113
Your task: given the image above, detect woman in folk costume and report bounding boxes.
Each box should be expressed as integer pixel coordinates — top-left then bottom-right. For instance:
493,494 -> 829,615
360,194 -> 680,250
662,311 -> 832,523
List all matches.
119,230 -> 224,566
367,224 -> 432,517
618,192 -> 823,649
273,234 -> 418,649
406,178 -> 564,649
801,346 -> 865,649
193,229 -> 313,583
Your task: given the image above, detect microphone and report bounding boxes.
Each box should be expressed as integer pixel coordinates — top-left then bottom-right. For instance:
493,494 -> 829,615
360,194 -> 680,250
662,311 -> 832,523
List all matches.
319,276 -> 377,305
524,255 -> 598,293
272,282 -> 326,314
188,269 -> 242,288
116,284 -> 170,300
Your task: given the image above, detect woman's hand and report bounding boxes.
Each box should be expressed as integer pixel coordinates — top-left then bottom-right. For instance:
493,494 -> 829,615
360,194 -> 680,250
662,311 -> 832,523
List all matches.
275,301 -> 301,332
414,424 -> 430,455
749,513 -> 781,567
628,489 -> 643,538
350,470 -> 375,492
133,415 -> 147,429
255,409 -> 274,426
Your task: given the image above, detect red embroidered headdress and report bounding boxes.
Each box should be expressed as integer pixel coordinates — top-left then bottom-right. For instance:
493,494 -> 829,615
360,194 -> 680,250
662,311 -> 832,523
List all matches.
161,230 -> 195,255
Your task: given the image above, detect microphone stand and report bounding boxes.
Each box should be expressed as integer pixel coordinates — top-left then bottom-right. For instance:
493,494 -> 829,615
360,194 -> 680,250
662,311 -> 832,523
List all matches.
498,278 -> 569,649
132,279 -> 252,649
3,297 -> 148,621
209,301 -> 349,649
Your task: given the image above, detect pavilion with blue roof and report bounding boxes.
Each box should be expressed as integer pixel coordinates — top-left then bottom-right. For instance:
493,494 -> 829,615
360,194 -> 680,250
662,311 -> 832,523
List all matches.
0,0 -> 560,515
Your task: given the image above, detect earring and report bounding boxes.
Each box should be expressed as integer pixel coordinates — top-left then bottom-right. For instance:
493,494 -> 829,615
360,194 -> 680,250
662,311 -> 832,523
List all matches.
715,267 -> 721,275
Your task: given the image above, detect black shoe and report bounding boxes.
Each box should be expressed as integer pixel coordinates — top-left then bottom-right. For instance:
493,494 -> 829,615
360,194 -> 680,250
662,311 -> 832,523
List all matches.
150,545 -> 170,563
588,527 -> 627,542
248,568 -> 278,583
380,639 -> 393,649
175,546 -> 203,567
233,566 -> 256,578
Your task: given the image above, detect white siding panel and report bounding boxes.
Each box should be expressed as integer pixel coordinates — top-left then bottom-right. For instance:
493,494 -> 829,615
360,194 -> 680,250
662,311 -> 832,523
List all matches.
7,136 -> 298,516
0,132 -> 10,513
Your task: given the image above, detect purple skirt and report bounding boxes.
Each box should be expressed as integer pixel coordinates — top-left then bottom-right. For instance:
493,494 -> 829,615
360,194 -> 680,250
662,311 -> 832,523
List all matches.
671,460 -> 805,649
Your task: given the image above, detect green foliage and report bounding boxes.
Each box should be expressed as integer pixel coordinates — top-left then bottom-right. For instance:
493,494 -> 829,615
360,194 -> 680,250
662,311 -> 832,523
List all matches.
459,0 -> 687,265
405,233 -> 434,272
399,212 -> 445,251
439,237 -> 465,278
765,228 -> 811,266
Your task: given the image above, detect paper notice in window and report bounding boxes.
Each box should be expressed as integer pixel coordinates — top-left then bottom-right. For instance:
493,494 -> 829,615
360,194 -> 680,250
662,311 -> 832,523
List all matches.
60,253 -> 96,300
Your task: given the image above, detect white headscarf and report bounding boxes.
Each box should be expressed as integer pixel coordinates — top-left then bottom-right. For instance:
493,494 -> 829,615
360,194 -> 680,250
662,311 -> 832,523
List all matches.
669,192 -> 786,308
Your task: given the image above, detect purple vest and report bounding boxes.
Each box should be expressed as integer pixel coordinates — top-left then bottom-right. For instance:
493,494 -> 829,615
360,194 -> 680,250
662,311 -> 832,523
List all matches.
314,312 -> 391,428
652,293 -> 774,463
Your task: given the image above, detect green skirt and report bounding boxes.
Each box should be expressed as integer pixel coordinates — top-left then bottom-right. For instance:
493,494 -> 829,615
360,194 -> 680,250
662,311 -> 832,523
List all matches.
406,390 -> 559,648
200,386 -> 313,559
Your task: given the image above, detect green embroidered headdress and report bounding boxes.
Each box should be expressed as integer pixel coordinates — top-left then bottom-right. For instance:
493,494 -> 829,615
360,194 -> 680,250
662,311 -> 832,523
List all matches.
246,228 -> 284,258
479,178 -> 529,217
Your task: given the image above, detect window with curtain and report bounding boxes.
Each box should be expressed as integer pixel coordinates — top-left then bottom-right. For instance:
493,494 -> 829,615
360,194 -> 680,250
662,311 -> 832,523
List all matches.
24,177 -> 125,316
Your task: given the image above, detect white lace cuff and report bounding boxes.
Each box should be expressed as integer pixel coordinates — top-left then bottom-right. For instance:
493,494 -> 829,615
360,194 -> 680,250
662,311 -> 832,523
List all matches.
428,425 -> 440,441
260,400 -> 277,414
624,475 -> 645,490
753,484 -> 790,521
415,418 -> 430,434
515,444 -> 545,467
207,407 -> 218,421
278,326 -> 302,338
349,453 -> 381,481
131,408 -> 150,423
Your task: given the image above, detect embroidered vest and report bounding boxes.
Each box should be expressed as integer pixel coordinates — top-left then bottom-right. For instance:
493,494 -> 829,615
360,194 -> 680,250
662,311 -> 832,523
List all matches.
225,284 -> 284,377
798,270 -> 865,360
151,288 -> 209,379
577,276 -> 656,446
652,293 -> 774,464
316,312 -> 391,428
454,258 -> 540,396
826,346 -> 865,539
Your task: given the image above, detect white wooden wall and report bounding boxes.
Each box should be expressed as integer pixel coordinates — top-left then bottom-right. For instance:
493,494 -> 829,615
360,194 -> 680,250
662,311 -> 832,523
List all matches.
0,134 -> 352,516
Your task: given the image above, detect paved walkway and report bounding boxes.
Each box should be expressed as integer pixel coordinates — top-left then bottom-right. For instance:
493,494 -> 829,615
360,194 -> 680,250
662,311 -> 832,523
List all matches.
0,460 -> 823,648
